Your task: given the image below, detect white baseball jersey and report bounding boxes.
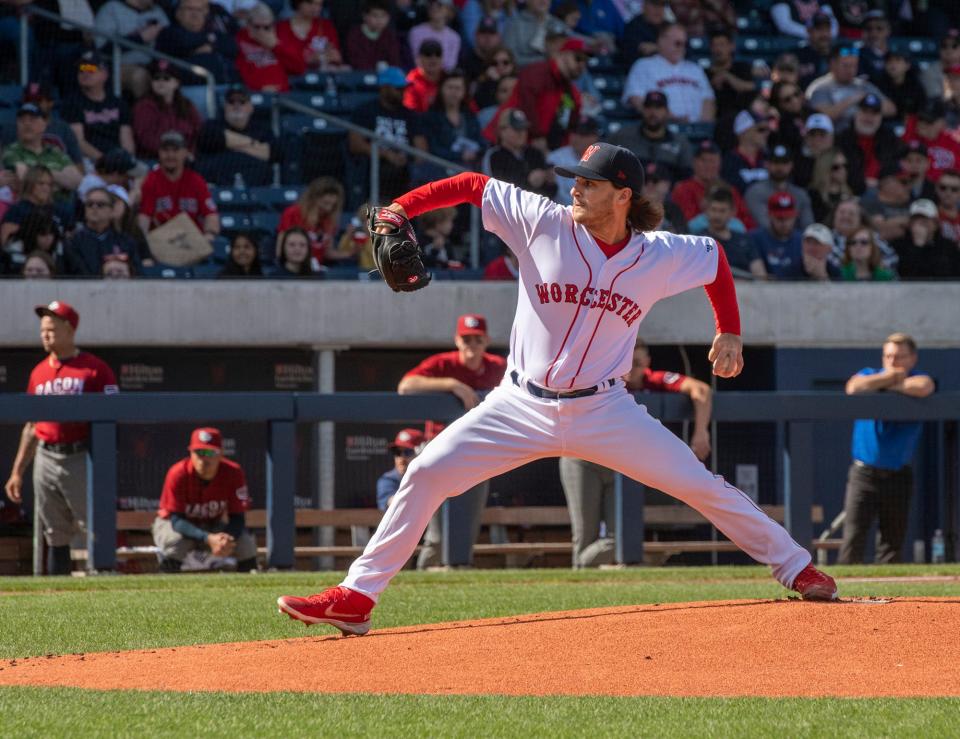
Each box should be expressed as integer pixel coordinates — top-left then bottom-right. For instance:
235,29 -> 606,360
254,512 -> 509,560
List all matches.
620,54 -> 715,123
481,178 -> 719,390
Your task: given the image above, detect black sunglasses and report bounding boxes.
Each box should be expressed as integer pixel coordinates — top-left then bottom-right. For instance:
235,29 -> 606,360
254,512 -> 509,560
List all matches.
393,448 -> 415,457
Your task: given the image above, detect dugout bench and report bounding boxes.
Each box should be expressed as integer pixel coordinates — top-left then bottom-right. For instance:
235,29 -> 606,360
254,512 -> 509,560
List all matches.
70,504 -> 832,571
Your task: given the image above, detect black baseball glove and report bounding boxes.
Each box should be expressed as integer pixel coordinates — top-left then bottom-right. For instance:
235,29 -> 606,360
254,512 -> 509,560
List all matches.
368,206 -> 432,292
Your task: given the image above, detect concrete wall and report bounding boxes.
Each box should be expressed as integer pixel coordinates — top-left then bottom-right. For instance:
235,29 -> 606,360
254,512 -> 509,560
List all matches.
2,280 -> 959,349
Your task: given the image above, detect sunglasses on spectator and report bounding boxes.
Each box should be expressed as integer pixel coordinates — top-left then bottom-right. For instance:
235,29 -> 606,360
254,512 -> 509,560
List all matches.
192,449 -> 220,458
837,47 -> 859,57
832,162 -> 848,170
779,92 -> 800,103
756,126 -> 770,134
494,57 -> 512,66
153,74 -> 175,81
393,448 -> 415,457
420,49 -> 442,57
848,238 -> 871,246
78,63 -> 100,73
938,184 -> 960,192
85,199 -> 112,208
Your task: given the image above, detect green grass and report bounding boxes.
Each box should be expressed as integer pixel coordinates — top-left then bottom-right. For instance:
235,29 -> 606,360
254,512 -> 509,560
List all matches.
1,565 -> 959,737
1,690 -> 959,738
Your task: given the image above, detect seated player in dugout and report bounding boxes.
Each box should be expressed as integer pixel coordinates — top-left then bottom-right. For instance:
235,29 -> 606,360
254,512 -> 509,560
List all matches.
152,427 -> 257,572
560,338 -> 713,568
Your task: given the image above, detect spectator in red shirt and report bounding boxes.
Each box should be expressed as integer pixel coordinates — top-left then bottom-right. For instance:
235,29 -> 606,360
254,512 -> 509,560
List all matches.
153,427 -> 257,573
903,100 -> 960,183
276,0 -> 346,71
137,131 -> 220,238
482,249 -> 518,280
277,176 -> 343,265
671,140 -> 755,229
397,313 -> 506,568
483,37 -> 589,150
132,59 -> 203,159
404,39 -> 446,113
4,300 -> 118,575
344,0 -> 402,71
236,3 -> 307,92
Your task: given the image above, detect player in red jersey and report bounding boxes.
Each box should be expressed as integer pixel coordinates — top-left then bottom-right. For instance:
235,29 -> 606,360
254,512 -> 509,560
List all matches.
397,314 -> 506,567
153,427 -> 257,572
5,300 -> 118,575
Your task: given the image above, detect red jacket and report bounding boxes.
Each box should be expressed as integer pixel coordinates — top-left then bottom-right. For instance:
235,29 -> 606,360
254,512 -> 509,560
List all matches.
276,17 -> 340,69
235,28 -> 306,92
482,59 -> 581,149
403,67 -> 439,113
132,96 -> 202,159
902,116 -> 960,182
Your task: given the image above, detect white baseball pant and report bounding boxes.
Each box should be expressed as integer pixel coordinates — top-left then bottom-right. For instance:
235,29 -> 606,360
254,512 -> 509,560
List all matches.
342,379 -> 812,600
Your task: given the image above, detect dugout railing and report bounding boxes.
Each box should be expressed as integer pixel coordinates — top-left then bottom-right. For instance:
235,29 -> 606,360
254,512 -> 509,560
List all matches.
2,391 -> 958,574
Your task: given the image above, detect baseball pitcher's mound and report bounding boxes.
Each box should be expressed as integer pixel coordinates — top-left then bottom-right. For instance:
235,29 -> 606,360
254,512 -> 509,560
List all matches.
1,597 -> 959,697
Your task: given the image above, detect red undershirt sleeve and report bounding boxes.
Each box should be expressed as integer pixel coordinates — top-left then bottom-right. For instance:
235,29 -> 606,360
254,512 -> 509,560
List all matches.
394,173 -> 490,217
703,243 -> 741,336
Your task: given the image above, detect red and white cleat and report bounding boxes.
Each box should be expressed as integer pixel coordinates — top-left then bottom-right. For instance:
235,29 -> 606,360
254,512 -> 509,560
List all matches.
791,564 -> 838,601
277,586 -> 375,635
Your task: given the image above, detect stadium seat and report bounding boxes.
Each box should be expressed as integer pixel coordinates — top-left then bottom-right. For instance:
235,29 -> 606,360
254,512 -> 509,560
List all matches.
600,98 -> 637,121
219,212 -> 254,233
212,187 -> 255,211
331,70 -> 380,91
140,263 -> 195,278
889,37 -> 938,59
671,121 -> 716,143
279,114 -> 346,136
0,84 -> 22,108
592,74 -> 624,98
192,260 -> 223,278
285,90 -> 333,112
249,211 -> 280,234
737,36 -> 802,57
248,185 -> 301,210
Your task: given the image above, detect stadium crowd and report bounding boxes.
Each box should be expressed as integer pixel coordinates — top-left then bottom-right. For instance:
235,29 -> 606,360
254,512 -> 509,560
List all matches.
1,0 -> 960,280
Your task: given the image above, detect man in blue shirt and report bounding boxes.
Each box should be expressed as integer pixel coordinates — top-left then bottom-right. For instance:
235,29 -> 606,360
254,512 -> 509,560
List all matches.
376,428 -> 424,512
840,333 -> 935,564
750,192 -> 804,278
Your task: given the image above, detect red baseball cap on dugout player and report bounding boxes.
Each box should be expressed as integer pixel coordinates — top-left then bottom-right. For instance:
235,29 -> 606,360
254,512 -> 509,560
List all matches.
456,314 -> 488,336
34,300 -> 79,330
390,428 -> 424,452
189,427 -> 223,452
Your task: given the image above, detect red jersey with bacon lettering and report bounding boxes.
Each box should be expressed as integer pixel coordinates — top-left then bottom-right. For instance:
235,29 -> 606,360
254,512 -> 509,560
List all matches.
139,167 -> 217,229
28,352 -> 118,444
157,457 -> 250,525
481,178 -> 719,390
627,368 -> 687,393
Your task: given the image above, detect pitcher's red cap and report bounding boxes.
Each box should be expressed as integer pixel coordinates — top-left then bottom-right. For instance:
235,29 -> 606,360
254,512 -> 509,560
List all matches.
35,300 -> 79,330
189,427 -> 223,452
456,314 -> 487,336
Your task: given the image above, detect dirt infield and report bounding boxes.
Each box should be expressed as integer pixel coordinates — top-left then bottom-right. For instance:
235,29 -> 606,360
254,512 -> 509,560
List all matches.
1,597 -> 959,697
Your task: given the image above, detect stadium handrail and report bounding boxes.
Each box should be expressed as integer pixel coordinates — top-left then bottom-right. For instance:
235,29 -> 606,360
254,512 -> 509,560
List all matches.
20,5 -> 218,118
272,95 -> 484,267
3,390 -> 957,573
